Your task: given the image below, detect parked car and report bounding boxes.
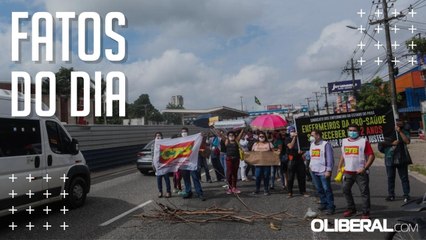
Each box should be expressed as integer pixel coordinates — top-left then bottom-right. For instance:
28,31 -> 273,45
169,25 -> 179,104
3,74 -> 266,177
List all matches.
136,140 -> 155,175
0,90 -> 91,217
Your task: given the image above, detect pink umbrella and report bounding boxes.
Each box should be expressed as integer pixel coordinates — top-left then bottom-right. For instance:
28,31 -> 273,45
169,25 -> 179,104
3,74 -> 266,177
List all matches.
250,114 -> 288,131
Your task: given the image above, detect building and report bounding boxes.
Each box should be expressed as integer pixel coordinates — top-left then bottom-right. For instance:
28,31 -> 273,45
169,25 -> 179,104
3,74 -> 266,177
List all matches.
170,95 -> 184,107
395,66 -> 426,130
162,106 -> 248,125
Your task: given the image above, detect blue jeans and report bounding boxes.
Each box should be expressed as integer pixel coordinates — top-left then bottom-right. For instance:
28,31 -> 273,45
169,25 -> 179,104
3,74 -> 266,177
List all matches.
270,166 -> 279,188
311,172 -> 335,211
220,152 -> 227,176
255,166 -> 271,192
182,169 -> 203,197
386,165 -> 410,197
156,174 -> 171,193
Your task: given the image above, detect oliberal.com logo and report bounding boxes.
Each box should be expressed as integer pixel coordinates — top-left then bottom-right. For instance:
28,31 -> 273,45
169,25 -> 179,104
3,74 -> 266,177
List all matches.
311,219 -> 419,233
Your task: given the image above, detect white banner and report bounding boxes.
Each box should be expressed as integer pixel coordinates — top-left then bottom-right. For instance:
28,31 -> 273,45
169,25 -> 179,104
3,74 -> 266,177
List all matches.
153,133 -> 202,176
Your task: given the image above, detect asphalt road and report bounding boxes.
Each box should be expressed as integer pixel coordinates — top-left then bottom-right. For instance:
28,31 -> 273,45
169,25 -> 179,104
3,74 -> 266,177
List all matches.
1,151 -> 425,240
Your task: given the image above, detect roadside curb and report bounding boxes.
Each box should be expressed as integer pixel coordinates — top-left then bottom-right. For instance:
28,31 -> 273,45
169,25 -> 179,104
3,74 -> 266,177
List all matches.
374,157 -> 426,185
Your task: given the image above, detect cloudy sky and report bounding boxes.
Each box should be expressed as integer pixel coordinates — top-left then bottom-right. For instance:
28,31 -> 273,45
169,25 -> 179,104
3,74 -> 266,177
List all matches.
1,0 -> 425,112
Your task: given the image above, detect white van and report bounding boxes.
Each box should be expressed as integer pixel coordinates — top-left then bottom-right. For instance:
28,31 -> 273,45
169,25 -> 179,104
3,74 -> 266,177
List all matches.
0,89 -> 90,217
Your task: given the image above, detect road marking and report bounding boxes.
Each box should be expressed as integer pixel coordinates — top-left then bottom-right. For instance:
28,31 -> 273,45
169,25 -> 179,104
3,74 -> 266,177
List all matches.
99,200 -> 153,227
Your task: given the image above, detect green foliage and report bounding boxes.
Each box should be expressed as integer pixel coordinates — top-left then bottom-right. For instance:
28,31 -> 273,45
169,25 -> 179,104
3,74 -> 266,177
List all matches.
163,103 -> 184,125
406,37 -> 426,55
357,77 -> 394,110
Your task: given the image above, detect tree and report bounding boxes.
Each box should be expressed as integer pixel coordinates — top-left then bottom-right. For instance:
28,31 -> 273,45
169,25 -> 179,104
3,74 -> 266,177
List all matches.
406,36 -> 426,55
357,77 -> 396,110
126,94 -> 164,124
163,103 -> 184,125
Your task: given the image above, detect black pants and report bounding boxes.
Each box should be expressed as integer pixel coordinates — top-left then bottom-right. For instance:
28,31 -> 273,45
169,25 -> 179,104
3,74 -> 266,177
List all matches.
211,156 -> 224,181
287,159 -> 306,194
198,156 -> 211,182
342,173 -> 370,214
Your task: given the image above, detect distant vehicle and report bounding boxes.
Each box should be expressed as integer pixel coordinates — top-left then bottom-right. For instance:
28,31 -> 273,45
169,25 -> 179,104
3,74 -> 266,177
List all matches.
136,140 -> 155,175
0,90 -> 90,217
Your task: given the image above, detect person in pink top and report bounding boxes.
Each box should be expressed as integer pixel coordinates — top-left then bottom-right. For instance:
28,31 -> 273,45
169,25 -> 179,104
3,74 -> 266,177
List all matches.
338,124 -> 375,219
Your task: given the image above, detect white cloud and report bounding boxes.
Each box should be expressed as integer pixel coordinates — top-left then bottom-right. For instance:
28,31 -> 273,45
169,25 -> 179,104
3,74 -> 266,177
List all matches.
297,20 -> 359,72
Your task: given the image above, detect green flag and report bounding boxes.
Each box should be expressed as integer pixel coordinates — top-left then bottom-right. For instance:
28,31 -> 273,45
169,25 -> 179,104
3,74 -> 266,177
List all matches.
254,96 -> 261,105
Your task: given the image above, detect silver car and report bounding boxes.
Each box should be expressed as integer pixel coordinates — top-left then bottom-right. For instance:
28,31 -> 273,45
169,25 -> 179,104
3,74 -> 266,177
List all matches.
136,140 -> 155,175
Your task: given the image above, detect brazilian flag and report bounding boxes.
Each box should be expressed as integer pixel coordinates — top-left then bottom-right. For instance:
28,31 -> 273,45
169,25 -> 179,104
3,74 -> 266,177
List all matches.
254,96 -> 261,105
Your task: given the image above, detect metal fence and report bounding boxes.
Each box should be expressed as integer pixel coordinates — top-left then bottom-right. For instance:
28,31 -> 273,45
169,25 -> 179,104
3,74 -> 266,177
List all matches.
65,125 -> 203,171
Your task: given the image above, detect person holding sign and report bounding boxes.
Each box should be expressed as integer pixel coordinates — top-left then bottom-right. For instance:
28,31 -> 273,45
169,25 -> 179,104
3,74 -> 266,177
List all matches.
309,130 -> 335,215
285,126 -> 309,198
338,124 -> 375,219
251,131 -> 274,196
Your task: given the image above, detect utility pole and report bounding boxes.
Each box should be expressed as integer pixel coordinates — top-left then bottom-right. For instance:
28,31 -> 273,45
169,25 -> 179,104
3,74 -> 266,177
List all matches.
343,58 -> 361,96
370,0 -> 404,120
313,92 -> 321,115
321,86 -> 330,114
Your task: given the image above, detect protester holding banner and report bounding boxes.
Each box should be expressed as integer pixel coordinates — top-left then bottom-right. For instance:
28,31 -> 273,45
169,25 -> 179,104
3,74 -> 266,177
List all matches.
221,129 -> 244,194
382,119 -> 412,203
251,131 -> 274,196
285,126 -> 308,198
308,130 -> 335,215
338,124 -> 375,219
153,132 -> 172,198
180,127 -> 206,201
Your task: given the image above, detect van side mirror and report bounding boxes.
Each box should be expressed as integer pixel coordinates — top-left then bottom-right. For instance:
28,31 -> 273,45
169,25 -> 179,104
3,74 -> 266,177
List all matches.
70,138 -> 80,155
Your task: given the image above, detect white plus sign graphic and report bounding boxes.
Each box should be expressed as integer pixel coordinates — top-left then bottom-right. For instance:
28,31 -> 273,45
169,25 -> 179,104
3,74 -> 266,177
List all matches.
392,9 -> 399,17
43,206 -> 52,215
43,222 -> 52,230
375,25 -> 383,34
9,206 -> 17,214
409,25 -> 417,34
392,41 -> 400,50
61,174 -> 69,183
357,41 -> 366,49
9,174 -> 17,182
9,222 -> 17,230
375,57 -> 383,65
357,25 -> 365,33
26,174 -> 35,182
409,56 -> 417,65
408,8 -> 417,18
357,9 -> 366,18
357,57 -> 366,66
9,190 -> 17,198
392,57 -> 400,65
26,206 -> 35,214
26,222 -> 35,231
43,174 -> 52,183
60,222 -> 69,230
26,190 -> 35,199
43,190 -> 52,198
391,25 -> 400,34
409,41 -> 417,50
375,9 -> 382,18
60,190 -> 69,198
374,41 -> 383,50
60,206 -> 69,215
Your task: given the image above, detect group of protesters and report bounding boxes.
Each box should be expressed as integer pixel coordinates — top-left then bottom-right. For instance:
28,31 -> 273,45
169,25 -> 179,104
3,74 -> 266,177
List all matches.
153,119 -> 413,220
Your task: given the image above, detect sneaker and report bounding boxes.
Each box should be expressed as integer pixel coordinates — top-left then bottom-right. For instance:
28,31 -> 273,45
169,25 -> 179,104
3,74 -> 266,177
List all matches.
385,196 -> 395,201
317,205 -> 327,211
158,192 -> 163,198
177,191 -> 186,196
183,192 -> 193,199
326,209 -> 335,215
251,191 -> 260,195
361,212 -> 370,219
222,184 -> 229,188
404,196 -> 411,203
199,195 -> 206,201
302,193 -> 310,197
165,192 -> 171,198
173,188 -> 179,193
264,191 -> 270,196
343,209 -> 357,218
287,193 -> 293,199
270,186 -> 275,190
208,179 -> 213,183
226,189 -> 233,195
232,188 -> 241,194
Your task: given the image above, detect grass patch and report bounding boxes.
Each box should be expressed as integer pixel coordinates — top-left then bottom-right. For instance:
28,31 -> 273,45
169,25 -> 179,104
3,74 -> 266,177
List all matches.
409,164 -> 426,176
